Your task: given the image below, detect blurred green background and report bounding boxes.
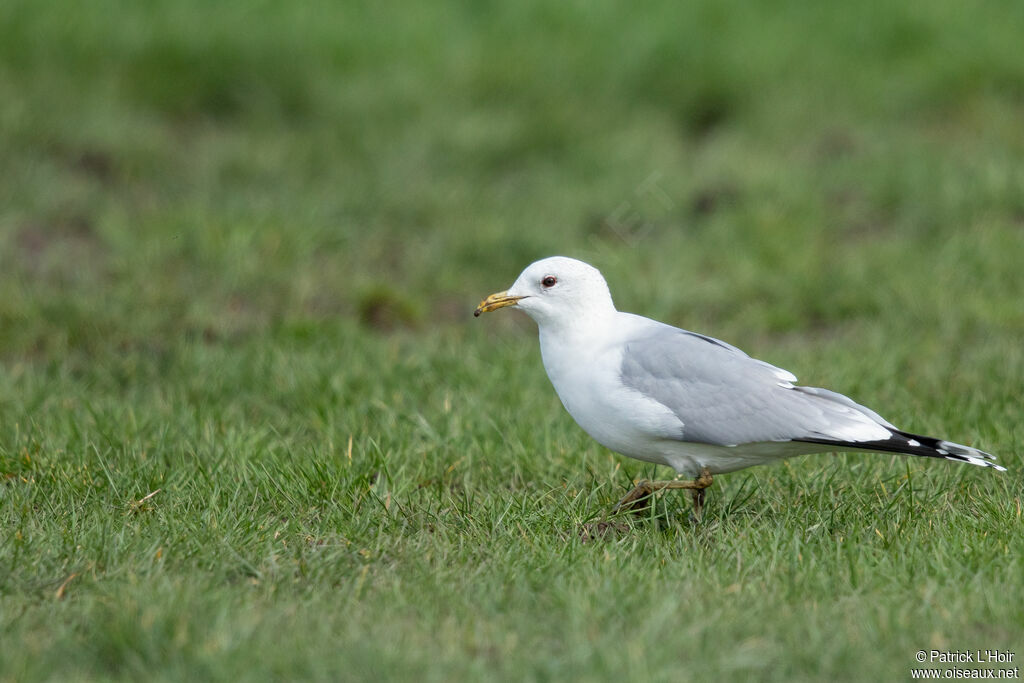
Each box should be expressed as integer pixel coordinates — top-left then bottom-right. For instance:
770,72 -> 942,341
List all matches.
2,1 -> 1023,680
3,0 -> 1022,351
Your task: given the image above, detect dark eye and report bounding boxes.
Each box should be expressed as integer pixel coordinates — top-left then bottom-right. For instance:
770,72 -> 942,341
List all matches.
541,276 -> 557,288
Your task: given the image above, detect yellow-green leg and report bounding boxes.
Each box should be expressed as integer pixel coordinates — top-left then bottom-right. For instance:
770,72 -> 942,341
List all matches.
613,467 -> 713,518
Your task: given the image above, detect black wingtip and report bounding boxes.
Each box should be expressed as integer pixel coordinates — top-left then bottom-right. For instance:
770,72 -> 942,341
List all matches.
795,429 -> 1005,471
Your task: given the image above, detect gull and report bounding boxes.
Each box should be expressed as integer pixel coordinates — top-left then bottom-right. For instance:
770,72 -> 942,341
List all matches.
474,256 -> 1004,518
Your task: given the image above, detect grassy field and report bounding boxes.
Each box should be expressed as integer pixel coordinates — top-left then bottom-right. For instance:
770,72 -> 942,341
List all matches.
2,0 -> 1023,680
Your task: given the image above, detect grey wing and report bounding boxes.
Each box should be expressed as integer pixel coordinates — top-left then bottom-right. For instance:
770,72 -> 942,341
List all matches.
618,324 -> 892,446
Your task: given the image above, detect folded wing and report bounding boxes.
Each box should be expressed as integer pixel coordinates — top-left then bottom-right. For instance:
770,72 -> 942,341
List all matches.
617,320 -> 1002,470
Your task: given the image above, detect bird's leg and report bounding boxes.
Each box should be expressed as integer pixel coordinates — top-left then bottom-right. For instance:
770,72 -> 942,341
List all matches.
613,479 -> 659,513
691,487 -> 706,521
690,468 -> 713,522
613,468 -> 714,516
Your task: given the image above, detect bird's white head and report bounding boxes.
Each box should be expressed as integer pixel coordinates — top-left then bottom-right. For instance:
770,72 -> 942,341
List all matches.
474,256 -> 616,331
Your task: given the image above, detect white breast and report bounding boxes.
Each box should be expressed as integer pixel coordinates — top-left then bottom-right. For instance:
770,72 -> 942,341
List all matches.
538,327 -> 683,466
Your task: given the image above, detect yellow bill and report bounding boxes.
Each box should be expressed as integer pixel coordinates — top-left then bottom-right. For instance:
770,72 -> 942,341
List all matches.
474,291 -> 525,317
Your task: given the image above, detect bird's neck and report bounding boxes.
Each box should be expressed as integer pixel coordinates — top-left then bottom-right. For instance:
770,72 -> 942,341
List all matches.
537,307 -> 617,350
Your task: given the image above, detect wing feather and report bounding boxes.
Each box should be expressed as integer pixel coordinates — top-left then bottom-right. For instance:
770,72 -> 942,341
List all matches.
618,321 -> 890,446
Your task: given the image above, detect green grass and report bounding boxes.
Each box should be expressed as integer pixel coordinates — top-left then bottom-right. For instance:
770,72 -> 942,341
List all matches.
2,0 -> 1023,680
